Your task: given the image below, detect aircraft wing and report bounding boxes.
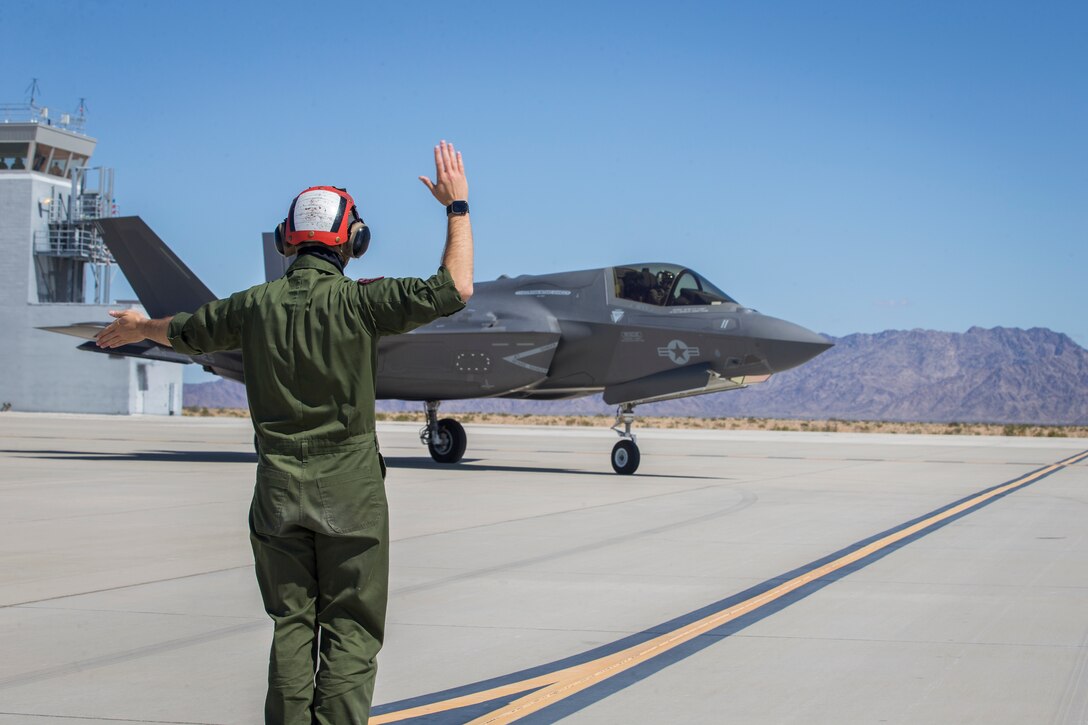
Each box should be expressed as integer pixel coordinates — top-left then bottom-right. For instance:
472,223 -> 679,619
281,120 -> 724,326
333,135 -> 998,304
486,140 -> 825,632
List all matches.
377,330 -> 561,400
375,297 -> 562,400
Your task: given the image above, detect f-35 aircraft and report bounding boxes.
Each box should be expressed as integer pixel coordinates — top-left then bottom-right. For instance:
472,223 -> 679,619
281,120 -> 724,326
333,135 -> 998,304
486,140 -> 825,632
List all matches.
45,217 -> 831,474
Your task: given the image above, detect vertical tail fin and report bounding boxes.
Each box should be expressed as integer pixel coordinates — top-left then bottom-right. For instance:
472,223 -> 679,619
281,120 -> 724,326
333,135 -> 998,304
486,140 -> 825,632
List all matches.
262,231 -> 290,282
97,217 -> 216,317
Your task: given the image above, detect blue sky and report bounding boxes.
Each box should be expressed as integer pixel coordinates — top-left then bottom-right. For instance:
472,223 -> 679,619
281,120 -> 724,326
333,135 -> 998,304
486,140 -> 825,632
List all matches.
4,1 -> 1085,382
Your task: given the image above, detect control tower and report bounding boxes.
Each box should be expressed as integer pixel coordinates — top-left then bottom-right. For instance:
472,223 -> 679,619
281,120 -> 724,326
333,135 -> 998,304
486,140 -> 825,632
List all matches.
0,102 -> 183,414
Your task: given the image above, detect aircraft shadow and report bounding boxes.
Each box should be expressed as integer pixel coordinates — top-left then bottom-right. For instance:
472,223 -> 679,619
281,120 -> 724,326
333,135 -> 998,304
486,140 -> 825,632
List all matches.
382,456 -> 719,479
1,450 -> 716,480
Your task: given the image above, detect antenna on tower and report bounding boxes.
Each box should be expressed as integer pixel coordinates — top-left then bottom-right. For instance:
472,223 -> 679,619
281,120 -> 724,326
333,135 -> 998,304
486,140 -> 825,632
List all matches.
25,78 -> 41,108
71,97 -> 89,132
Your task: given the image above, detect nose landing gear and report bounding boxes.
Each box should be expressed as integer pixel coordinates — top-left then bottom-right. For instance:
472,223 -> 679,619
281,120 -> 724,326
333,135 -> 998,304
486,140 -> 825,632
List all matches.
610,403 -> 641,475
420,400 -> 467,463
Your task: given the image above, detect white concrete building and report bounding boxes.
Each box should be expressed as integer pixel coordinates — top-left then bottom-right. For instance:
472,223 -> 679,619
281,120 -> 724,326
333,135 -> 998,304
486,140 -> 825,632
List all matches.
0,117 -> 183,414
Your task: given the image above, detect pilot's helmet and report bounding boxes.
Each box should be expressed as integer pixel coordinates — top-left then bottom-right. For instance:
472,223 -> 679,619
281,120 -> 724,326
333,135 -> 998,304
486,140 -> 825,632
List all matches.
275,186 -> 371,258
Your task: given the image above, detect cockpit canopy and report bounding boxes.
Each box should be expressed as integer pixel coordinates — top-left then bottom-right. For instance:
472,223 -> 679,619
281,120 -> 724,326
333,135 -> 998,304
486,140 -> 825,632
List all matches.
613,264 -> 737,307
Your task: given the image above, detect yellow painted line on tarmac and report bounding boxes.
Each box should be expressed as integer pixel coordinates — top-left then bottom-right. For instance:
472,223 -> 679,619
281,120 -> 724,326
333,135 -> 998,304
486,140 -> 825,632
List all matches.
372,448 -> 1088,724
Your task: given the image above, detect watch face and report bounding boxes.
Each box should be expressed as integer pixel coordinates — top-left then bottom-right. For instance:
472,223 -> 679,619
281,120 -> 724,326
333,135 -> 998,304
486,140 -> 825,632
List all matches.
448,201 -> 469,215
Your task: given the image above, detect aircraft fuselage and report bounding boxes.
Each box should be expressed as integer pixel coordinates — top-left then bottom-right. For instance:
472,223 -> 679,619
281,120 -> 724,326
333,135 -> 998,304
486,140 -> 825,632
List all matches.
375,265 -> 830,404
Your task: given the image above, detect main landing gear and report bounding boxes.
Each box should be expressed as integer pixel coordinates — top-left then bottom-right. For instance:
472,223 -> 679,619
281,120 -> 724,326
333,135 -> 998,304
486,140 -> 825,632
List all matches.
610,403 -> 641,475
418,400 -> 642,475
421,400 -> 467,463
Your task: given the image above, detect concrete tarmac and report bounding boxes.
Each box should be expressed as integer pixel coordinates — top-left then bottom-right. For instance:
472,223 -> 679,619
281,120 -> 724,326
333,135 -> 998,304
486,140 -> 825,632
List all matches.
1,412 -> 1086,724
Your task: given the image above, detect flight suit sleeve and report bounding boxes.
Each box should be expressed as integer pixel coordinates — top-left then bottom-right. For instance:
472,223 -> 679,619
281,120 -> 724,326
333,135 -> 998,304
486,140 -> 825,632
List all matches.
166,292 -> 245,354
359,266 -> 466,336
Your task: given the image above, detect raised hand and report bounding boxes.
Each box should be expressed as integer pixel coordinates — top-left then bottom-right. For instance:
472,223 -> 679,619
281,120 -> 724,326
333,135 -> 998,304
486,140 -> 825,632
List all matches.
418,140 -> 468,206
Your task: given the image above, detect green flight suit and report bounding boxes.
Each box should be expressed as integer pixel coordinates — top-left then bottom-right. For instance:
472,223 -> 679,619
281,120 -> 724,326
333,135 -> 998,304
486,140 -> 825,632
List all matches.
167,254 -> 465,724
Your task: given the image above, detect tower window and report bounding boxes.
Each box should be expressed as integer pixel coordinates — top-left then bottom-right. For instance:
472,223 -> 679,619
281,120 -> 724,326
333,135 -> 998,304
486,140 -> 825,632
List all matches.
0,142 -> 29,170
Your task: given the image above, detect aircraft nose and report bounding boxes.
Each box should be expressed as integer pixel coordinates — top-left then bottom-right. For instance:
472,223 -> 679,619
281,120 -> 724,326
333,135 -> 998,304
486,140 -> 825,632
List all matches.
747,315 -> 833,373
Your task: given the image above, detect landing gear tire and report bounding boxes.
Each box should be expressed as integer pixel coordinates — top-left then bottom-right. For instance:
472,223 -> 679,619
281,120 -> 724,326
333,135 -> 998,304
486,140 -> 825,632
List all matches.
611,439 -> 640,475
428,418 -> 467,464
610,403 -> 641,475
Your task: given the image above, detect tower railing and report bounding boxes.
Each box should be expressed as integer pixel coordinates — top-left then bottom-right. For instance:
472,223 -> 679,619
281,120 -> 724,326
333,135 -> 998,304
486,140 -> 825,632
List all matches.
0,102 -> 88,134
33,227 -> 113,263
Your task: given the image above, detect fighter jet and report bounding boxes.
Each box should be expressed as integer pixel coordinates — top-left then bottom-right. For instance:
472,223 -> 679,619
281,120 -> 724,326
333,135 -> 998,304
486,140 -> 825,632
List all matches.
45,217 -> 831,474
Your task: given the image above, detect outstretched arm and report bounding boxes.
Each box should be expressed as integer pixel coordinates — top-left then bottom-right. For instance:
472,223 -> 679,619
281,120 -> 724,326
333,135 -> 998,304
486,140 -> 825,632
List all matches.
419,140 -> 473,301
96,309 -> 174,349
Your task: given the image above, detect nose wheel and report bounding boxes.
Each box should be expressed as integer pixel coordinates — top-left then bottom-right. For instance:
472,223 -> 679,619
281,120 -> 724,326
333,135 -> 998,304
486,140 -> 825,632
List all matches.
420,401 -> 467,464
609,403 -> 641,475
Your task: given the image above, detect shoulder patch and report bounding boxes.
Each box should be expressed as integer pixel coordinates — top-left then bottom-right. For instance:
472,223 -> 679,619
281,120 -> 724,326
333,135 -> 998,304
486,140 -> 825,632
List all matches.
356,277 -> 385,285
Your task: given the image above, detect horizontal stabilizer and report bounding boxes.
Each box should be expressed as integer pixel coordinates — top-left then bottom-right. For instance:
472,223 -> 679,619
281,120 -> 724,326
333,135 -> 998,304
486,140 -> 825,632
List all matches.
98,217 -> 217,318
75,340 -> 195,365
37,322 -> 107,341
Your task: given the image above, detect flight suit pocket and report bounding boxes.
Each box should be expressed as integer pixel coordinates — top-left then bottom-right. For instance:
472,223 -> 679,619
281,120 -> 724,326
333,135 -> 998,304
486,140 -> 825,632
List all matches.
251,468 -> 291,536
316,469 -> 385,535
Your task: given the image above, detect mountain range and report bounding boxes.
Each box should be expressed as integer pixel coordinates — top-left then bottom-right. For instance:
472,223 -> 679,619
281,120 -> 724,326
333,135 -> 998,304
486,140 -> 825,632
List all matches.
182,327 -> 1088,425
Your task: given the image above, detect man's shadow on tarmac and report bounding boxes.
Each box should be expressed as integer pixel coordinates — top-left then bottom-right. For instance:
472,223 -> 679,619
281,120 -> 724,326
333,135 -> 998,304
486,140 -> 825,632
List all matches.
1,449 -> 258,464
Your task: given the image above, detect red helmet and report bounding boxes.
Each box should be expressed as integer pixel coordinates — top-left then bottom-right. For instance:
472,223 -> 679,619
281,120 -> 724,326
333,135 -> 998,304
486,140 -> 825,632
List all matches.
283,186 -> 357,247
275,186 -> 371,258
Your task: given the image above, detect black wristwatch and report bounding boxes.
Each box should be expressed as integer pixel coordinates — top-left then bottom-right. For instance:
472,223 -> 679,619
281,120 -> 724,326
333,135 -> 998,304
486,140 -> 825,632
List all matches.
446,200 -> 470,216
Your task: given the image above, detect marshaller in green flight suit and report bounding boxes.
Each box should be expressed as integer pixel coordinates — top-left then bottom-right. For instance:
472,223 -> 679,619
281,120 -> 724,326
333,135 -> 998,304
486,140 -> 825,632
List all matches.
95,142 -> 475,724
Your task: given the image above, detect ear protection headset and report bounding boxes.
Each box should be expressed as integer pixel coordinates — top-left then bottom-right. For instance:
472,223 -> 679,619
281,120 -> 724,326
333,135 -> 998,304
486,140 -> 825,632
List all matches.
274,186 -> 371,259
